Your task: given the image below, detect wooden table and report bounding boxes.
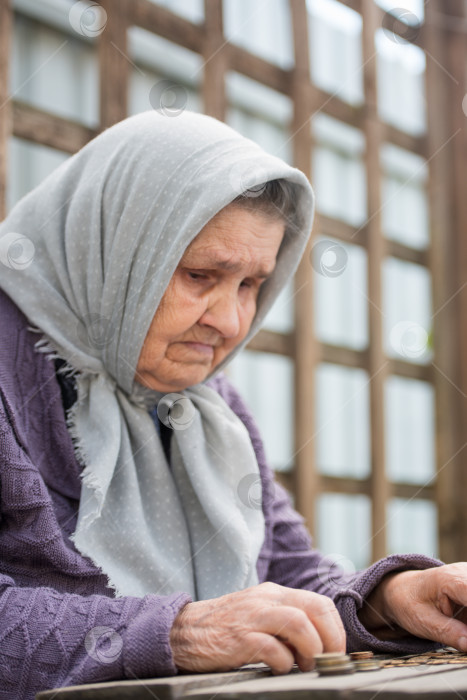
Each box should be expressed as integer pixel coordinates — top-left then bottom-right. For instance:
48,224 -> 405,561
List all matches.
36,661 -> 467,699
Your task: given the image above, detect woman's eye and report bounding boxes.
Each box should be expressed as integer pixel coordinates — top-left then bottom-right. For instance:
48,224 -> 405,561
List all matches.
187,271 -> 207,281
240,278 -> 261,289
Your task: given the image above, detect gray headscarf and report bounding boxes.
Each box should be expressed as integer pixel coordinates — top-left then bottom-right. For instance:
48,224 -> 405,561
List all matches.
0,111 -> 314,600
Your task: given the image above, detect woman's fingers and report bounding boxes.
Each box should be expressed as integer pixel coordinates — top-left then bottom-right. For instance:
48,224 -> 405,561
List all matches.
415,606 -> 467,651
246,632 -> 296,674
259,585 -> 346,654
256,605 -> 324,668
378,565 -> 467,650
170,582 -> 346,674
439,564 -> 467,609
299,591 -> 347,653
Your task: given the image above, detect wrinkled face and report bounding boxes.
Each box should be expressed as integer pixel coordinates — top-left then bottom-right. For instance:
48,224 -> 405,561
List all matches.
136,204 -> 285,392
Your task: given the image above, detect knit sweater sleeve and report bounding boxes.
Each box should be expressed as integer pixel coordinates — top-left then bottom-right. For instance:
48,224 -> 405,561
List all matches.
208,372 -> 444,655
0,386 -> 191,699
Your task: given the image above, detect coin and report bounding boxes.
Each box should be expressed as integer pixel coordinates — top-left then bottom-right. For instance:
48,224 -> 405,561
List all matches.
350,651 -> 374,661
316,663 -> 356,676
314,653 -> 355,676
353,659 -> 381,672
315,653 -> 349,661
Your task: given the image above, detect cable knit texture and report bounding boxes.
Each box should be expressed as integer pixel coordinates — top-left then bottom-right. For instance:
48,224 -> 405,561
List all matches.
0,290 -> 442,699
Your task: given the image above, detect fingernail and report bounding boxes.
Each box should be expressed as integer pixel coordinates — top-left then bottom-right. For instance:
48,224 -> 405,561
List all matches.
458,637 -> 467,651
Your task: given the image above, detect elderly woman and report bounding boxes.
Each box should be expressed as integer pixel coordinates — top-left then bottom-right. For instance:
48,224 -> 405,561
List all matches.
0,111 -> 467,698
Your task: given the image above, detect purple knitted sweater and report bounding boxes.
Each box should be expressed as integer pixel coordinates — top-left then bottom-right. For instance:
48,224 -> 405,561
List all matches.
0,289 -> 440,699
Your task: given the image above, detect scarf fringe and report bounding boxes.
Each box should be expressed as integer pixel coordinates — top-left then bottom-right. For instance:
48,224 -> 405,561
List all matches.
29,327 -> 119,592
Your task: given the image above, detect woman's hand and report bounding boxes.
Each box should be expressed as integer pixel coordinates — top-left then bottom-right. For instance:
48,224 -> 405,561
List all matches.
359,563 -> 467,649
169,581 -> 346,674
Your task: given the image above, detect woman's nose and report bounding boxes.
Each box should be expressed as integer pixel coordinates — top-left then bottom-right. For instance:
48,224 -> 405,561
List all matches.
199,288 -> 241,338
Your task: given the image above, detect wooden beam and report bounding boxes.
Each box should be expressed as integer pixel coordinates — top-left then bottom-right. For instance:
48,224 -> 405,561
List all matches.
320,474 -> 435,501
387,240 -> 428,267
361,0 -> 389,562
319,344 -> 367,370
338,0 -> 361,15
425,1 -> 463,563
310,86 -> 361,130
202,0 -> 226,120
317,213 -> 429,266
443,0 -> 467,559
383,124 -> 427,158
0,0 -> 12,219
229,46 -> 291,95
289,0 -> 319,536
318,343 -> 432,382
98,0 -> 129,129
310,87 -> 426,157
246,330 -> 293,357
390,359 -> 433,383
393,480 -> 435,501
12,101 -> 97,153
131,0 -> 203,55
274,470 -> 294,495
316,214 -> 366,248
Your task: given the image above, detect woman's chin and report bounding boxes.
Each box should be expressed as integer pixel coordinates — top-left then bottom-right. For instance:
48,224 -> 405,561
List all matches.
136,368 -> 212,393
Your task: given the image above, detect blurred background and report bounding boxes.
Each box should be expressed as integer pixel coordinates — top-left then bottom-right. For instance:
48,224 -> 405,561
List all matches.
1,0 -> 466,571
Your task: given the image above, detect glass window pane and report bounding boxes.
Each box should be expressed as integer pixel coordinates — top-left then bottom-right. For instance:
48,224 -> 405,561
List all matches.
315,364 -> 370,478
7,138 -> 68,210
128,28 -> 202,117
376,28 -> 426,135
11,14 -> 98,127
388,499 -> 438,558
375,0 -> 424,23
312,115 -> 366,226
227,351 -> 294,472
223,0 -> 294,69
383,258 -> 432,364
313,237 -> 368,350
317,493 -> 371,570
307,0 -> 363,105
227,72 -> 293,163
381,144 -> 429,250
129,69 -> 201,117
385,377 -> 435,484
262,279 -> 294,333
145,0 -> 204,24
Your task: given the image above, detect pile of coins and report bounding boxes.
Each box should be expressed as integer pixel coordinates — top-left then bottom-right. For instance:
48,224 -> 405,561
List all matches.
313,649 -> 467,676
381,649 -> 467,668
313,652 -> 355,676
349,651 -> 381,672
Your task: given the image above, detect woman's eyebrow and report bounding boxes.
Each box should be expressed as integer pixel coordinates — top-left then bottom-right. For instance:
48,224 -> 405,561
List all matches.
185,254 -> 275,278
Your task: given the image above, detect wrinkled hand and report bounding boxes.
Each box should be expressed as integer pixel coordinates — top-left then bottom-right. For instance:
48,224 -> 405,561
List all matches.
360,563 -> 467,650
169,581 -> 346,674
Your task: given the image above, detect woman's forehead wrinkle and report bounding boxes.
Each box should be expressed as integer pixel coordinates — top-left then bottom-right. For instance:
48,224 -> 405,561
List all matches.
184,223 -> 280,276
183,245 -> 275,277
